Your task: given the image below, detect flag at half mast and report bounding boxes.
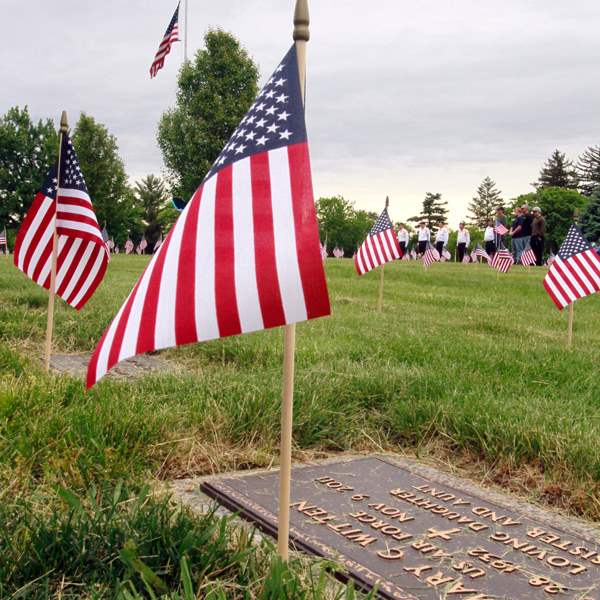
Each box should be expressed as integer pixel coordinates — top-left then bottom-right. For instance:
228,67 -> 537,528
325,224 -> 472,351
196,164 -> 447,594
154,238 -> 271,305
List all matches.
354,203 -> 401,275
150,3 -> 180,78
87,44 -> 330,387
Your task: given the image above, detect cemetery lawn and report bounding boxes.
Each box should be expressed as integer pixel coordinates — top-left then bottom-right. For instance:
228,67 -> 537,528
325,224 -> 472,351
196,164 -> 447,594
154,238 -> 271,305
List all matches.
1,254 -> 600,597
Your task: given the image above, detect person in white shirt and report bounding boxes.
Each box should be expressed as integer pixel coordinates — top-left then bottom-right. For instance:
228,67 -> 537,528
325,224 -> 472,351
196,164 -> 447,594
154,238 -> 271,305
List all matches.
417,221 -> 430,255
435,224 -> 449,257
483,219 -> 496,256
397,224 -> 409,257
456,222 -> 470,262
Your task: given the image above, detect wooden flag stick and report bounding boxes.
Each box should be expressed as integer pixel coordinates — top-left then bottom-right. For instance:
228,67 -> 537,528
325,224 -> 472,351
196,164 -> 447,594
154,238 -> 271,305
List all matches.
377,264 -> 385,312
277,0 -> 309,561
567,302 -> 574,350
44,111 -> 68,372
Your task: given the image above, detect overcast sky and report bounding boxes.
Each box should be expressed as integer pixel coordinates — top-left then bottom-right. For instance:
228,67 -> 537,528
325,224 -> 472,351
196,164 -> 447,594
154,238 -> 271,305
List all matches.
2,0 -> 600,224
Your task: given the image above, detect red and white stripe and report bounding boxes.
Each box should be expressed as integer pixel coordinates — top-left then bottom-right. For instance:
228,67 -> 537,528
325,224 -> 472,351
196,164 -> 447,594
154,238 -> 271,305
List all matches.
543,249 -> 600,310
495,223 -> 509,236
520,247 -> 536,267
491,248 -> 514,273
149,11 -> 179,78
354,229 -> 401,275
13,188 -> 108,310
87,143 -> 329,387
423,245 -> 440,268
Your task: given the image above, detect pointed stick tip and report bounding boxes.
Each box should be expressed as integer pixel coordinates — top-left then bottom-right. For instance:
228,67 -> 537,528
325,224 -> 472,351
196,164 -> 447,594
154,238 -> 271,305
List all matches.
60,111 -> 68,132
293,0 -> 309,41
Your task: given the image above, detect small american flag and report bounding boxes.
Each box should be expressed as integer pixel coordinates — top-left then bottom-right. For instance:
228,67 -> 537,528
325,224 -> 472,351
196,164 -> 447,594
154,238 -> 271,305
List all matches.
423,244 -> 440,268
354,204 -> 401,275
462,254 -> 471,264
491,246 -> 514,273
320,242 -> 327,261
139,237 -> 148,252
546,253 -> 555,267
543,225 -> 600,310
0,228 -> 7,246
87,44 -> 330,387
333,246 -> 344,258
495,223 -> 508,236
442,249 -> 451,261
410,248 -> 417,260
473,243 -> 490,262
154,235 -> 163,253
520,246 -> 536,267
150,3 -> 180,78
13,133 -> 108,310
125,239 -> 134,254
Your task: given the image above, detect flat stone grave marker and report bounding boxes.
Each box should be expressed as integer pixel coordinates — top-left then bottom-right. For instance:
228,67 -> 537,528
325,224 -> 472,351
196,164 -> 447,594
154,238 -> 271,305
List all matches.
201,456 -> 600,599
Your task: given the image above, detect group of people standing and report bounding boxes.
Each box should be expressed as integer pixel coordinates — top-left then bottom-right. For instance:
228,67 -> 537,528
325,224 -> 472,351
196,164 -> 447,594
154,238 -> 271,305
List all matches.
395,204 -> 547,266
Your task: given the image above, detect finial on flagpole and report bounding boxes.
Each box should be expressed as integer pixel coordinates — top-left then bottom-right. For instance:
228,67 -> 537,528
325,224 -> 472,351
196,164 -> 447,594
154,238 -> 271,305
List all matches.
293,0 -> 309,41
60,111 -> 68,133
385,196 -> 390,209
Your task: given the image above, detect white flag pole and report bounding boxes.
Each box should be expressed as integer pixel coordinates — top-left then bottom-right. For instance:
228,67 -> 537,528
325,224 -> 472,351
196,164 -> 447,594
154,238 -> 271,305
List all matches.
567,302 -> 574,349
44,111 -> 68,372
183,0 -> 188,62
276,0 -> 308,561
377,196 -> 389,313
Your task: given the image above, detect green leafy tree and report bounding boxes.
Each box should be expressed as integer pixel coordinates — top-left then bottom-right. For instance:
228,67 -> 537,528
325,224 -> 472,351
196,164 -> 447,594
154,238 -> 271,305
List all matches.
535,149 -> 578,189
72,113 -> 139,245
157,29 -> 259,201
577,145 -> 600,197
133,175 -> 178,250
408,192 -> 448,234
315,196 -> 376,256
467,177 -> 503,227
0,106 -> 58,228
579,190 -> 600,243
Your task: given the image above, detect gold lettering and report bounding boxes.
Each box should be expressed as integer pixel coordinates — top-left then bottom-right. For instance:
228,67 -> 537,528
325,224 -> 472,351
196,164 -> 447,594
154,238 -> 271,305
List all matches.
446,580 -> 478,594
290,500 -> 317,512
303,507 -> 327,518
427,527 -> 461,541
468,523 -> 488,532
391,531 -> 412,542
403,565 -> 432,578
344,531 -> 378,547
377,547 -> 404,560
327,522 -> 352,533
452,560 -> 486,579
547,556 -> 570,568
425,571 -> 454,587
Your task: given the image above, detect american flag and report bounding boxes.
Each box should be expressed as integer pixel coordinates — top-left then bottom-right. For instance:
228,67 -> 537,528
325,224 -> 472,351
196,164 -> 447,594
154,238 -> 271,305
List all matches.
543,225 -> 600,310
410,248 -> 417,260
87,45 -> 330,387
495,223 -> 508,236
423,244 -> 440,268
520,246 -> 536,267
154,235 -> 163,253
546,252 -> 555,267
333,246 -> 344,258
150,3 -> 180,78
125,239 -> 134,254
13,133 -> 108,310
490,246 -> 514,273
442,249 -> 451,261
462,254 -> 471,264
354,205 -> 401,275
0,228 -> 6,246
473,243 -> 490,262
402,252 -> 410,261
320,242 -> 327,261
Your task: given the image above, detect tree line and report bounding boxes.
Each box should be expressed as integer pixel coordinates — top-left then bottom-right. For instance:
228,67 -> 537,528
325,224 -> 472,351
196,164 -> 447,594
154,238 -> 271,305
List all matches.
1,29 -> 600,256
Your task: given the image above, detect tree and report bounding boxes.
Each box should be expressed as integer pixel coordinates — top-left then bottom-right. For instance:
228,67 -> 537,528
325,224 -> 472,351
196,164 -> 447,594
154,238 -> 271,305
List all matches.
157,29 -> 259,201
579,190 -> 600,243
72,113 -> 139,245
408,192 -> 448,234
0,106 -> 58,228
467,177 -> 503,227
133,175 -> 178,249
535,149 -> 578,189
315,196 -> 376,256
577,145 -> 600,197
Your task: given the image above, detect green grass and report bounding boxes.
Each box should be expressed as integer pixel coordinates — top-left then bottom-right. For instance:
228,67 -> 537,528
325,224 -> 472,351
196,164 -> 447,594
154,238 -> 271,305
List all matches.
1,254 -> 600,596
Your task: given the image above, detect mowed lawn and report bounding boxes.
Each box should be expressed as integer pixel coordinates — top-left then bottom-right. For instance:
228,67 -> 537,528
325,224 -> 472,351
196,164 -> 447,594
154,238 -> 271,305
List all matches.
1,254 -> 600,597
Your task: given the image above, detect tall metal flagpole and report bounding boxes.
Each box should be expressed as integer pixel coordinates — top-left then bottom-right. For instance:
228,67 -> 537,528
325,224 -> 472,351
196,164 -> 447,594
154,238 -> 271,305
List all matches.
277,0 -> 309,561
184,0 -> 188,62
44,111 -> 68,372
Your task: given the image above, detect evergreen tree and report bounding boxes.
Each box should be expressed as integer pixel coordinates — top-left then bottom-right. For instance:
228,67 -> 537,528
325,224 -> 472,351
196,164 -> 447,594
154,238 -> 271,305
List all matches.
0,106 -> 58,228
579,190 -> 600,243
535,149 -> 578,189
467,177 -> 503,227
133,175 -> 178,250
72,113 -> 140,245
577,145 -> 600,197
408,192 -> 448,234
157,29 -> 259,201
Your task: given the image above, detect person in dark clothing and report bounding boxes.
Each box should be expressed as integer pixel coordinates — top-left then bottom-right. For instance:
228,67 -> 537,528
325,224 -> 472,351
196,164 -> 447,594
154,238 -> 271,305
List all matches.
530,206 -> 546,266
510,207 -> 525,262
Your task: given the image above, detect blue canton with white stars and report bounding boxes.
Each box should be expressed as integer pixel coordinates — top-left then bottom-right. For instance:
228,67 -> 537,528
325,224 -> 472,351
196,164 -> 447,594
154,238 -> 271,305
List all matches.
59,133 -> 89,193
370,208 -> 393,236
558,225 -> 591,260
205,45 -> 306,181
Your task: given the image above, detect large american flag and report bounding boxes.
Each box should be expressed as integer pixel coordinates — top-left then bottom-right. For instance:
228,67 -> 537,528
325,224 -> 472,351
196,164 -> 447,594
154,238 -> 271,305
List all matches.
543,225 -> 600,310
490,246 -> 514,273
150,3 -> 180,78
354,206 -> 401,275
87,45 -> 330,387
13,133 -> 108,310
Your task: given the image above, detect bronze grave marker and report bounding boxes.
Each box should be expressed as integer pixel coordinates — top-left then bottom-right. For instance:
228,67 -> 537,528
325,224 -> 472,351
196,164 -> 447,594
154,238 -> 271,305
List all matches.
201,456 -> 600,599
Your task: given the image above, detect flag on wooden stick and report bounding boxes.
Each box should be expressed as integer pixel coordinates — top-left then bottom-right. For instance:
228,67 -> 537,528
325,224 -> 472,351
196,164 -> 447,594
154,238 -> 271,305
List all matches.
520,245 -> 536,267
490,245 -> 514,273
423,244 -> 440,268
473,243 -> 490,262
87,44 -> 330,387
543,224 -> 600,310
13,133 -> 108,310
354,202 -> 401,275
